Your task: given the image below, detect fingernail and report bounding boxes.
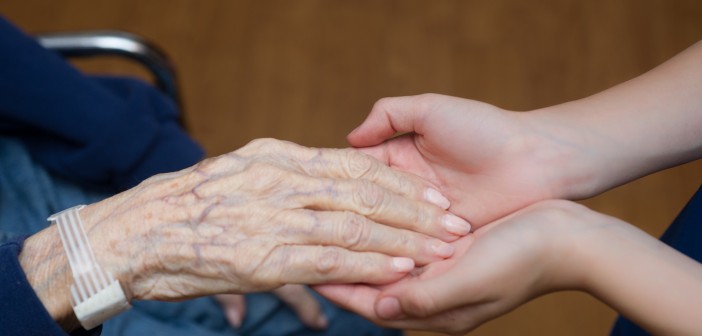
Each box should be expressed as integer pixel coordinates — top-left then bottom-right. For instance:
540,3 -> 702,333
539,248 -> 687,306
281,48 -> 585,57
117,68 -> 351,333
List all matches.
392,257 -> 415,272
376,296 -> 403,319
424,188 -> 450,209
442,214 -> 471,235
430,240 -> 455,258
315,315 -> 328,329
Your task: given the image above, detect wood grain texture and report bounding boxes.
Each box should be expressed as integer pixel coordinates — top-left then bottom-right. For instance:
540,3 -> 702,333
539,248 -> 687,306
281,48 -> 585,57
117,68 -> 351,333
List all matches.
4,1 -> 702,335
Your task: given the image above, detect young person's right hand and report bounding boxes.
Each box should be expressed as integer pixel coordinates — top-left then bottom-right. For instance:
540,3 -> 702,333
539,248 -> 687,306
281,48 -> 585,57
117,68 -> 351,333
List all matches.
347,93 -> 582,227
350,41 -> 702,228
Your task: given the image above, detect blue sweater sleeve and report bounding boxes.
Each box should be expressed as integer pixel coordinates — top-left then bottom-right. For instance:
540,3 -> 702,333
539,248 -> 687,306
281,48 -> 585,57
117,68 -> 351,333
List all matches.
0,237 -> 101,336
0,16 -> 204,190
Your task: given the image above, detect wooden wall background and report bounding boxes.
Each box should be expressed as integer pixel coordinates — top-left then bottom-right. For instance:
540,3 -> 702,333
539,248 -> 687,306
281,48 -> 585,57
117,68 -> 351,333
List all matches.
4,1 -> 702,335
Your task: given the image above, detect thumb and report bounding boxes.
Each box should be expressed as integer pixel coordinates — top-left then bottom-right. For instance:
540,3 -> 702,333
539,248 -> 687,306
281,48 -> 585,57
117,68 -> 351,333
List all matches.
375,271 -> 466,320
348,95 -> 435,147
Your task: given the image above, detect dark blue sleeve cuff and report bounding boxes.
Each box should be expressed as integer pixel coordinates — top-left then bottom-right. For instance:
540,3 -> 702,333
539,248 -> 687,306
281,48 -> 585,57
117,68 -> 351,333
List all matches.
0,236 -> 102,336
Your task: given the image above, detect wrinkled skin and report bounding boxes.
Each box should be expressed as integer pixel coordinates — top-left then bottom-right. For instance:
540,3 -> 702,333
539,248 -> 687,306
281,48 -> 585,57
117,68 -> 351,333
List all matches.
73,138 -> 465,301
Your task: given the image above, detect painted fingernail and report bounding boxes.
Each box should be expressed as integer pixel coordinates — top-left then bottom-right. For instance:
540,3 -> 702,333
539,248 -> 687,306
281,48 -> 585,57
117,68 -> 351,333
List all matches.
424,188 -> 450,209
442,214 -> 472,235
392,257 -> 415,272
430,240 -> 455,258
376,296 -> 403,319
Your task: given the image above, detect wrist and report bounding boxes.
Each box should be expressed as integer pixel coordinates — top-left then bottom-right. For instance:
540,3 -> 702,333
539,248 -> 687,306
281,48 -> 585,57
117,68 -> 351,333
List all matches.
564,210 -> 634,294
78,197 -> 147,302
18,199 -> 144,332
19,226 -> 80,331
531,201 -> 609,293
518,106 -> 606,199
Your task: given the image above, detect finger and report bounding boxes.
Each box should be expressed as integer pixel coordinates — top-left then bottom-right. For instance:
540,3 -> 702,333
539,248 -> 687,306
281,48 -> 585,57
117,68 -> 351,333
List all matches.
274,285 -> 327,329
375,270 -> 469,321
297,147 -> 449,209
242,140 -> 452,210
216,145 -> 452,211
313,283 -> 381,318
348,94 -> 441,147
273,210 -> 455,265
214,294 -> 246,328
259,245 -> 415,285
354,145 -> 389,164
355,135 -> 442,185
293,175 -> 471,241
371,298 -> 496,335
314,284 -> 477,334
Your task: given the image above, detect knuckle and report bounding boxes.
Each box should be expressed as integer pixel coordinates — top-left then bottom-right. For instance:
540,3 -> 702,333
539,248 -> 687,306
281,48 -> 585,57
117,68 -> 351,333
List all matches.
403,288 -> 438,318
249,137 -> 280,148
193,156 -> 221,175
315,247 -> 344,275
343,149 -> 377,179
392,174 -> 414,196
372,97 -> 393,111
352,180 -> 385,215
240,138 -> 284,155
339,212 -> 368,248
410,206 -> 432,230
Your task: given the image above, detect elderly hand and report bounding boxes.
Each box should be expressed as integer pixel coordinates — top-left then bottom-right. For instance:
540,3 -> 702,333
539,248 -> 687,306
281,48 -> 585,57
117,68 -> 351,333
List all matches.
19,138 -> 468,331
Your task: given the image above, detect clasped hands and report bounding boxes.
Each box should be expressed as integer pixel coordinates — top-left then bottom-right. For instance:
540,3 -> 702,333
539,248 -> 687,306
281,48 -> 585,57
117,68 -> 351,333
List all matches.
315,93 -> 643,335
39,93 -> 631,334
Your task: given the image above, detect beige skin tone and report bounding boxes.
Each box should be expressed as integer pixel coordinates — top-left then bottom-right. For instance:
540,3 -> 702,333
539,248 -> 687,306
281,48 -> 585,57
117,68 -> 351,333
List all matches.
342,41 -> 702,228
18,138 -> 470,332
318,200 -> 702,335
317,41 -> 702,334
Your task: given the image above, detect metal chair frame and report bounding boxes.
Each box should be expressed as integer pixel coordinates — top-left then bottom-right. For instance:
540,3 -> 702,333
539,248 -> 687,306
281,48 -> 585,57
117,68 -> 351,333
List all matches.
37,31 -> 181,107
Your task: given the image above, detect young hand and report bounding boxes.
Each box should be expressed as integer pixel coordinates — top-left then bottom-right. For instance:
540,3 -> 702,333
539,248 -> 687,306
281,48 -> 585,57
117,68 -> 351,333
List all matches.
348,94 -> 578,227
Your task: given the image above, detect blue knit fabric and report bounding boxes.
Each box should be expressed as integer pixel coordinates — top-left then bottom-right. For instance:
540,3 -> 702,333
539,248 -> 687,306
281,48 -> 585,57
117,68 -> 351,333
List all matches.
0,15 -> 204,191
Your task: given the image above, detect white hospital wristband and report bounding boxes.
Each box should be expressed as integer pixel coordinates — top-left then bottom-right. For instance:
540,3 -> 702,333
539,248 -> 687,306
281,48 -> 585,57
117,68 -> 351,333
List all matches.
49,205 -> 131,330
